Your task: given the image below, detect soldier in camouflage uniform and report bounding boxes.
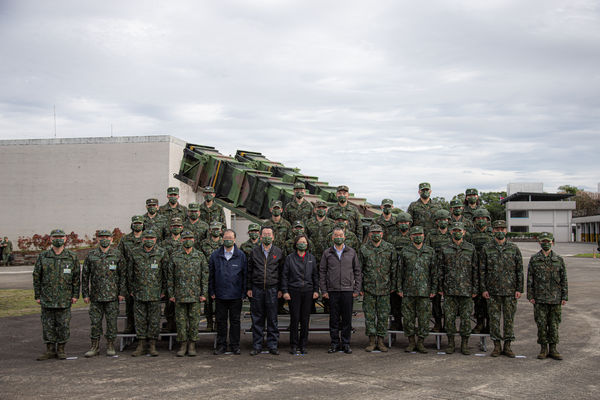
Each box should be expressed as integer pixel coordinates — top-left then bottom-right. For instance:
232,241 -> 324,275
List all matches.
240,223 -> 261,259
283,182 -> 314,224
449,198 -> 473,240
469,208 -> 494,334
438,222 -> 478,355
1,236 -> 12,265
118,216 -> 145,333
463,188 -> 483,222
33,229 -> 80,360
527,232 -> 568,360
129,230 -> 169,357
161,217 -> 185,332
328,213 -> 360,251
284,220 -> 315,257
327,185 -> 363,242
199,222 -> 224,331
387,212 -> 413,330
359,224 -> 397,352
159,187 -> 188,224
82,230 -> 126,357
262,200 -> 292,249
374,199 -> 397,242
185,202 -> 209,245
305,200 -> 335,262
481,220 -> 524,358
143,198 -> 168,242
407,182 -> 441,233
168,231 -> 208,357
199,186 -> 226,225
398,226 -> 437,353
426,209 -> 452,332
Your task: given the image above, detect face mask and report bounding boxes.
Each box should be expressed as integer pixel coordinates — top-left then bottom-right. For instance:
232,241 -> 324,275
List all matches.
476,219 -> 488,228
468,197 -> 477,205
452,208 -> 463,216
132,224 -> 143,232
147,206 -> 157,214
316,209 -> 327,217
452,231 -> 464,241
382,207 -> 391,215
249,232 -> 259,240
183,240 -> 194,248
294,228 -> 304,235
335,222 -> 346,229
295,192 -> 304,199
168,197 -> 178,205
261,236 -> 273,245
494,232 -> 506,240
188,213 -> 198,221
333,237 -> 345,246
99,238 -> 111,248
398,224 -> 409,232
337,195 -> 347,203
171,227 -> 183,235
52,238 -> 65,248
296,242 -> 308,251
371,234 -> 382,242
420,190 -> 430,199
210,230 -> 221,238
223,239 -> 234,248
272,209 -> 282,216
412,236 -> 424,244
205,195 -> 214,202
438,220 -> 449,229
540,242 -> 552,251
143,240 -> 154,249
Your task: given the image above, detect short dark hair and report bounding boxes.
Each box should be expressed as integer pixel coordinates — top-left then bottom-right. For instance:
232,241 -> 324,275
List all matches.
260,226 -> 274,235
223,229 -> 236,238
332,227 -> 345,236
294,234 -> 310,251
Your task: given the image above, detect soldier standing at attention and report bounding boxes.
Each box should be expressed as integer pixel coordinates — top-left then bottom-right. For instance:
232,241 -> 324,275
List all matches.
527,232 -> 568,360
426,209 -> 452,333
129,230 -> 169,357
481,220 -> 524,358
374,199 -> 397,242
284,182 -> 314,224
143,198 -> 168,242
161,217 -> 185,333
159,187 -> 188,224
438,222 -> 478,355
388,212 -> 413,331
199,186 -> 226,225
1,236 -> 13,265
463,188 -> 483,222
327,185 -> 363,243
33,229 -> 80,360
240,223 -> 261,259
359,224 -> 397,352
199,222 -> 224,331
168,231 -> 207,357
119,216 -> 145,334
184,203 -> 209,245
82,230 -> 126,357
407,182 -> 440,233
262,200 -> 292,249
398,226 -> 437,353
469,208 -> 494,334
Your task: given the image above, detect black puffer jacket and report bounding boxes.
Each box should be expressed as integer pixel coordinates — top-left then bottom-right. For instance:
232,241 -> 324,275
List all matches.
281,252 -> 319,293
247,244 -> 284,290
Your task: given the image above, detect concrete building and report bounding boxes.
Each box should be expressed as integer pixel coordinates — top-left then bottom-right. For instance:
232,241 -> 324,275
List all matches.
572,187 -> 600,243
0,135 -> 233,244
502,183 -> 575,242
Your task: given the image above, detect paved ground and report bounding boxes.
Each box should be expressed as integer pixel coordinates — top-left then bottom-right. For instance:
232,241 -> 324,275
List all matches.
1,243 -> 599,399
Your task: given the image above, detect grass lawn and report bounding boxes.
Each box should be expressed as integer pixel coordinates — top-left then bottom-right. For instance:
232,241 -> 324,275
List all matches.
0,289 -> 87,318
573,253 -> 600,258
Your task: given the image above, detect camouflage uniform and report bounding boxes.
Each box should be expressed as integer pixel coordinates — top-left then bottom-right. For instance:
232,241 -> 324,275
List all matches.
33,240 -> 80,346
328,202 -> 363,243
118,220 -> 144,334
407,183 -> 441,232
168,247 -> 208,342
184,203 -> 209,244
463,188 -> 483,223
426,213 -> 451,332
283,198 -> 313,224
359,236 -> 397,338
305,212 -> 335,262
469,214 -> 494,334
1,238 -> 13,265
159,187 -> 188,224
262,217 -> 292,249
200,232 -> 223,329
374,201 -> 397,242
240,223 -> 261,259
387,212 -> 413,330
198,201 -> 225,225
143,198 -> 168,241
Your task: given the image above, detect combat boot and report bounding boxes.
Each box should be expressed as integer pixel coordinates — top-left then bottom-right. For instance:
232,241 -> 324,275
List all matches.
131,339 -> 146,357
548,344 -> 562,360
432,318 -> 443,333
37,343 -> 57,361
446,336 -> 455,354
187,341 -> 196,357
503,341 -> 515,358
148,340 -> 159,356
84,339 -> 100,358
56,343 -> 67,359
365,336 -> 377,352
416,337 -> 427,353
176,342 -> 187,357
472,319 -> 483,334
106,340 -> 116,356
377,336 -> 388,352
537,344 -> 548,359
405,335 -> 416,352
461,337 -> 470,355
491,340 -> 502,357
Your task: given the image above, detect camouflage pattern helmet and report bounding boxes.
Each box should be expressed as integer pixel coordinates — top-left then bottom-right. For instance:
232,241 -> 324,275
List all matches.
271,200 -> 283,209
170,217 -> 183,226
248,223 -> 261,232
143,230 -> 157,238
450,198 -> 463,208
396,212 -> 413,223
410,226 -> 424,235
146,198 -> 159,205
418,182 -> 431,190
315,200 -> 327,208
381,198 -> 393,206
181,230 -> 195,239
473,208 -> 491,219
167,187 -> 179,195
293,182 -> 306,190
334,212 -> 348,221
336,185 -> 349,192
97,230 -> 112,237
131,215 -> 144,223
188,203 -> 201,211
538,232 -> 554,241
450,222 -> 465,231
204,186 -> 215,193
492,220 -> 507,229
293,220 -> 305,228
465,188 -> 479,196
434,209 -> 451,220
50,229 -> 66,237
369,224 -> 383,233
210,221 -> 222,230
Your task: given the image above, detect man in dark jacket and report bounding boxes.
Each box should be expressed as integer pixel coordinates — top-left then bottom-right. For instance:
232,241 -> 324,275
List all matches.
209,229 -> 247,355
247,226 -> 284,355
320,227 -> 362,354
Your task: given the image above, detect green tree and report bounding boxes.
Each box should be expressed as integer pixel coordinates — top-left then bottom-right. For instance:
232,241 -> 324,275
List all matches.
479,191 -> 507,222
433,196 -> 449,210
558,185 -> 582,196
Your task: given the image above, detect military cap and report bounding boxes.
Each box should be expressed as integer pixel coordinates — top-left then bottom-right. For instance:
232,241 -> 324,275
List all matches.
381,198 -> 393,206
450,198 -> 463,208
465,188 -> 479,196
167,187 -> 179,194
293,220 -> 305,228
50,229 -> 66,237
293,182 -> 306,190
204,186 -> 215,193
434,209 -> 451,220
538,232 -> 554,241
181,230 -> 195,239
492,220 -> 507,228
369,224 -> 383,232
143,230 -> 157,238
146,198 -> 159,205
450,222 -> 465,230
396,212 -> 413,223
170,217 -> 183,226
410,226 -> 424,235
210,221 -> 222,230
188,203 -> 200,211
315,200 -> 328,207
248,223 -> 261,232
131,215 -> 144,223
271,200 -> 283,208
97,229 -> 112,237
336,185 -> 349,192
473,208 -> 491,219
418,182 -> 431,190
334,212 -> 349,220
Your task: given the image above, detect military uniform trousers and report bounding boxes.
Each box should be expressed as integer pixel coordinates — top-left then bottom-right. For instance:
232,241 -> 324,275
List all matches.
402,296 -> 431,338
488,295 -> 517,341
89,300 -> 119,340
175,301 -> 201,342
134,300 -> 161,340
363,292 -> 390,337
444,296 -> 473,337
533,303 -> 561,345
41,307 -> 71,344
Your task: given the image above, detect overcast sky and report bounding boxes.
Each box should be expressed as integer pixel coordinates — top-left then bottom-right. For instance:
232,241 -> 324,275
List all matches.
1,0 -> 598,209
